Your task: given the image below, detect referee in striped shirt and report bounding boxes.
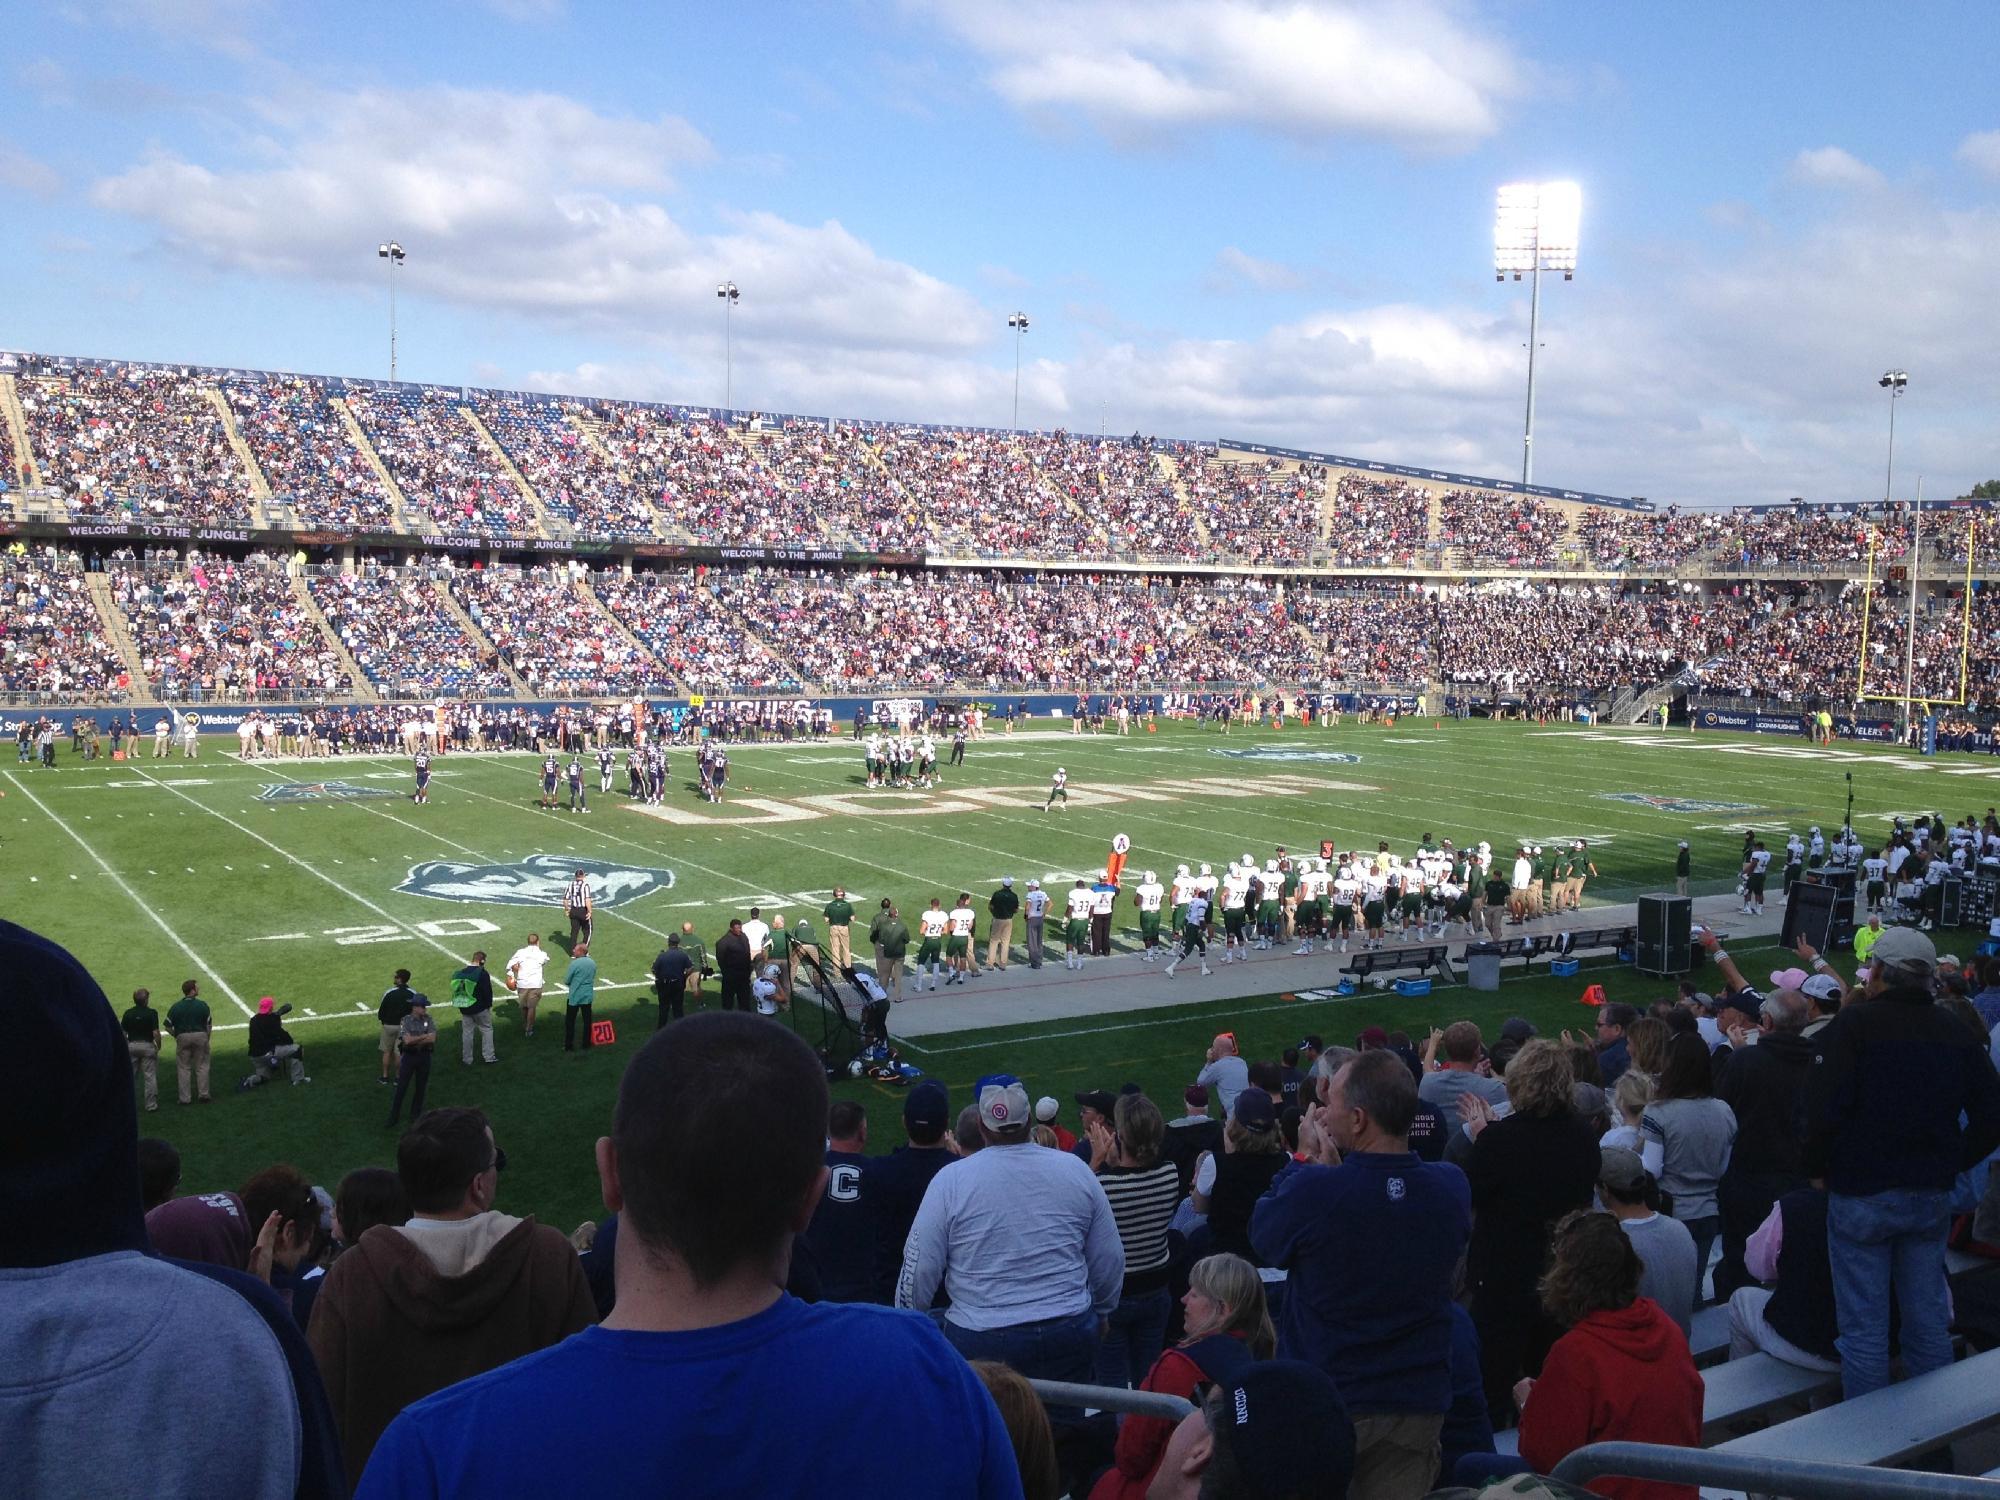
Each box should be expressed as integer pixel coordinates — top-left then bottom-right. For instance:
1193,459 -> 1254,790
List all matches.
564,871 -> 594,949
1081,1091 -> 1182,1389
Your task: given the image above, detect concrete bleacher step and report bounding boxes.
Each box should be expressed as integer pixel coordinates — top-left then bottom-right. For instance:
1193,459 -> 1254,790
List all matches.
331,397 -> 413,534
1155,452 -> 1212,547
290,575 -> 376,702
1712,1346 -> 2000,1470
203,386 -> 274,524
459,405 -> 561,539
0,373 -> 37,491
85,572 -> 154,704
431,580 -> 531,696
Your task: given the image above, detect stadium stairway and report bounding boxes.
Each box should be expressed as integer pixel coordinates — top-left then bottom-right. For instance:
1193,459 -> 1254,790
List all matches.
571,575 -> 677,690
1155,451 -> 1213,548
882,889 -> 1786,1041
290,575 -> 377,701
429,579 -> 531,696
331,397 -> 413,534
0,373 -> 35,491
699,578 -> 820,693
564,412 -> 665,539
84,572 -> 153,703
203,386 -> 276,527
460,405 -> 561,540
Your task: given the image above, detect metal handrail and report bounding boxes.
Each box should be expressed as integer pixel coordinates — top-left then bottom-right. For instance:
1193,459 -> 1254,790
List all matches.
1026,1379 -> 1193,1422
1553,1441 -> 2000,1498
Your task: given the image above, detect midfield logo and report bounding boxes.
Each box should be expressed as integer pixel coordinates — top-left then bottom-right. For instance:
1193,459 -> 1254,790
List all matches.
1208,748 -> 1362,764
257,780 -> 401,803
396,853 -> 676,908
1598,793 -> 1761,814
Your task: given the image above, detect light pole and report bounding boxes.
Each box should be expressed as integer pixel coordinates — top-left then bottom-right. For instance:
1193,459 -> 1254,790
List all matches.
717,281 -> 740,410
1007,312 -> 1030,429
1881,370 -> 1917,735
1495,182 -> 1580,487
377,241 -> 405,382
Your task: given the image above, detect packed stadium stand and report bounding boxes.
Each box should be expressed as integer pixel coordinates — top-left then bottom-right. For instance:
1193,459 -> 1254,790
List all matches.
0,348 -> 1992,715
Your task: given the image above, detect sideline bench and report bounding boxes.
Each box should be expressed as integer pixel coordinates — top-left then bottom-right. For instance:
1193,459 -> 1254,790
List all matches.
1343,944 -> 1453,984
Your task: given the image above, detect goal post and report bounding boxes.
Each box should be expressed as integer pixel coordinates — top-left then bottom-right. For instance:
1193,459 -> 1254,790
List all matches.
1855,516 -> 1978,708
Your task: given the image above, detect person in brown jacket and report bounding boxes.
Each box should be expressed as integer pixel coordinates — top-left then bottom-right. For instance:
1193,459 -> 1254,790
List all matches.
306,1105 -> 595,1480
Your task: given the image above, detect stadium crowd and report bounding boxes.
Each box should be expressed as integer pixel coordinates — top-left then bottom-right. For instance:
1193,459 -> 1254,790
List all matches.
0,545 -> 130,697
18,367 -> 255,525
591,567 -> 803,693
14,837 -> 2000,1500
109,555 -> 353,701
344,388 -> 534,539
225,378 -> 398,532
449,563 -> 662,698
471,394 -> 657,540
307,568 -> 514,699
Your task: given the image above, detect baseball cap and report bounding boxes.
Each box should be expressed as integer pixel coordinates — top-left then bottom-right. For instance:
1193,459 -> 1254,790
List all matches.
1870,925 -> 1939,974
1074,1088 -> 1118,1116
257,996 -> 275,1014
1001,875 -> 1014,886
1678,840 -> 1689,849
1232,1089 -> 1277,1132
408,992 -> 430,1007
904,1080 -> 949,1132
1769,966 -> 1809,992
1356,1026 -> 1390,1050
1499,1016 -> 1538,1043
1298,1035 -> 1323,1053
1599,1145 -> 1646,1193
1206,1361 -> 1356,1500
1034,1096 -> 1059,1123
1801,973 -> 1843,1002
977,1078 -> 1031,1132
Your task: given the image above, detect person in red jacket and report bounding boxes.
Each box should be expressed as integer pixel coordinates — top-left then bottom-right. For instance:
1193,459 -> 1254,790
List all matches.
1088,1252 -> 1272,1500
1517,1211 -> 1704,1500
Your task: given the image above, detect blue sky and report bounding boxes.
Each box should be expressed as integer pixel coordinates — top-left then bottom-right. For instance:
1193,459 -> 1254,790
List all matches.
3,0 -> 1997,506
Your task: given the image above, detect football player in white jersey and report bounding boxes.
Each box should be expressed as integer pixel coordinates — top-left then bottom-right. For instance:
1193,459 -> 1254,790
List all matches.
1194,863 -> 1219,939
1063,879 -> 1095,969
1862,848 -> 1889,913
864,732 -> 883,788
1169,864 -> 1194,932
1134,870 -> 1166,960
1741,840 -> 1773,915
1220,860 -> 1252,963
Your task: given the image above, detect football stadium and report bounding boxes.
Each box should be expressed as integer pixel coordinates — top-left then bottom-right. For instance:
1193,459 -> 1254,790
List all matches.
7,8 -> 2000,1500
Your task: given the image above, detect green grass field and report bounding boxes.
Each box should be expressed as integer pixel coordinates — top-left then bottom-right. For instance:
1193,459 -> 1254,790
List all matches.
10,716 -> 1991,1229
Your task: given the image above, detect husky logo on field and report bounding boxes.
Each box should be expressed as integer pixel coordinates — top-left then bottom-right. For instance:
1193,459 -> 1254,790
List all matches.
1208,747 -> 1361,764
1598,793 -> 1761,814
257,780 -> 400,803
396,853 -> 676,908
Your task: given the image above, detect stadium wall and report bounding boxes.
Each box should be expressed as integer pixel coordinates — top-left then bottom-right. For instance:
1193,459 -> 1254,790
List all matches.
1693,706 -> 1901,742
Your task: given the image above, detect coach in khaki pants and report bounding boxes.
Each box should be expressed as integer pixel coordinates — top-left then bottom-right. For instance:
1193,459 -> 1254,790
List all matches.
165,978 -> 213,1104
122,988 -> 161,1112
986,878 -> 1019,970
822,888 -> 854,972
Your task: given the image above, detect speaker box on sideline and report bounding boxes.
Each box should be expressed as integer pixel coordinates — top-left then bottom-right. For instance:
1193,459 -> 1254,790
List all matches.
1782,877 -> 1856,953
1637,893 -> 1692,976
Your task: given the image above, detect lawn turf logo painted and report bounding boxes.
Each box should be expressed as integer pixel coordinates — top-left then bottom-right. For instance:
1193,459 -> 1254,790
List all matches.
257,780 -> 401,803
1598,793 -> 1761,814
1208,748 -> 1361,764
396,853 -> 676,908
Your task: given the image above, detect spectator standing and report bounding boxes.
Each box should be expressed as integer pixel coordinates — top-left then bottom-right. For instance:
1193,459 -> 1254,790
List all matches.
1163,1085 -> 1223,1198
563,943 -> 598,1052
1711,988 -> 1812,1299
988,877 -> 1019,970
503,937 -> 548,1038
122,986 -> 161,1112
1639,1033 -> 1738,1291
376,969 -> 415,1084
0,919 -> 320,1500
1597,1147 -> 1698,1338
1462,1040 -> 1599,1427
1806,926 -> 2000,1399
1418,1022 -> 1509,1117
1196,1033 -> 1250,1117
1190,1090 -> 1287,1264
1086,1093 -> 1182,1389
870,1080 -> 957,1303
1252,1050 -> 1472,1500
450,952 -> 497,1067
1087,1253 -> 1271,1500
804,1100 -> 877,1303
650,933 -> 695,1027
715,919 -> 753,1012
1514,1212 -> 1703,1500
385,993 -> 436,1128
896,1075 -> 1124,1414
166,977 -> 213,1105
311,1106 -> 595,1481
355,1016 -> 1020,1499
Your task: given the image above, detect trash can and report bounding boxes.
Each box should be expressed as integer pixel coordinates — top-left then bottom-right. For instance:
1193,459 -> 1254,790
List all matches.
1464,942 -> 1503,992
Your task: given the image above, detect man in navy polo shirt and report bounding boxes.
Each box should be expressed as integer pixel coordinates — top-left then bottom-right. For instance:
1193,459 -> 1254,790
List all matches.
1251,1049 -> 1470,1500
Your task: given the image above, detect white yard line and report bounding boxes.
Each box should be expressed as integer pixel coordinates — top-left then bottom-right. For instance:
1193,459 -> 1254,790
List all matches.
5,770 -> 252,1015
124,770 -> 474,971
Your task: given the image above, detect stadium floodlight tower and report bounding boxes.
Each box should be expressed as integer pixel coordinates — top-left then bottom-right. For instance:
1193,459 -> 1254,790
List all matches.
1880,369 -> 1917,733
376,241 -> 406,383
1008,312 -> 1030,430
1494,181 -> 1581,488
717,281 -> 740,411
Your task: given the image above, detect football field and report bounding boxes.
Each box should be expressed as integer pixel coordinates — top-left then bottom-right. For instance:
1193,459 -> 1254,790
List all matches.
9,715 -> 1984,1229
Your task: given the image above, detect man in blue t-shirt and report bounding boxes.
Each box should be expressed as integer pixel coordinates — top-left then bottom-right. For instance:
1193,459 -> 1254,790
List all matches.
355,1013 -> 1022,1500
1250,1049 -> 1471,1499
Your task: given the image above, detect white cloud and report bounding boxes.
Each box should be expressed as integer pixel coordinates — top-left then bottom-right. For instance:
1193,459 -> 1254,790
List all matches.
911,0 -> 1521,147
92,84 -> 987,357
0,146 -> 61,198
1206,246 -> 1312,293
1787,146 -> 1884,190
1958,130 -> 2000,180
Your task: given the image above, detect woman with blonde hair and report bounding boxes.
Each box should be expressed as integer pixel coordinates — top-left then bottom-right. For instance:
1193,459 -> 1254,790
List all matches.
1086,1253 -> 1274,1500
1600,1070 -> 1654,1154
1462,1038 -> 1600,1427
